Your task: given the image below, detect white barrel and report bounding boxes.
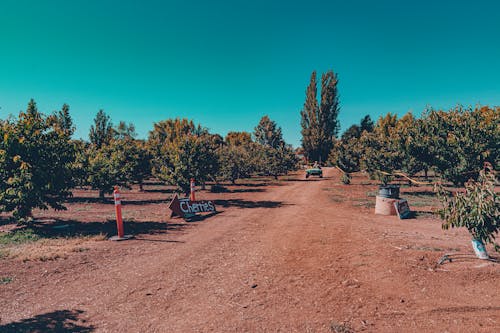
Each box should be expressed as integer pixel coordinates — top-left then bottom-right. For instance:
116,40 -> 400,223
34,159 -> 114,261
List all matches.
375,196 -> 398,215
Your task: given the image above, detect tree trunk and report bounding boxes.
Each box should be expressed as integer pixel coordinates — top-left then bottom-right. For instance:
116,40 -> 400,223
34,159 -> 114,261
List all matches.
139,182 -> 144,192
99,190 -> 105,200
17,208 -> 33,225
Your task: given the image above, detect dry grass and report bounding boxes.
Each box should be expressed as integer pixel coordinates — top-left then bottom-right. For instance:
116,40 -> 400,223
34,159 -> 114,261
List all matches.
0,233 -> 106,262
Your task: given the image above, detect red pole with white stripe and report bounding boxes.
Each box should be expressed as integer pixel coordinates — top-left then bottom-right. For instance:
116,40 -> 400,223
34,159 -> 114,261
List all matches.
113,186 -> 124,238
190,178 -> 196,201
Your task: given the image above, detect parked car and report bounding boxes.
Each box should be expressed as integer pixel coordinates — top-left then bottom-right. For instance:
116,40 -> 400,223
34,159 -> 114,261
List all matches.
305,166 -> 322,178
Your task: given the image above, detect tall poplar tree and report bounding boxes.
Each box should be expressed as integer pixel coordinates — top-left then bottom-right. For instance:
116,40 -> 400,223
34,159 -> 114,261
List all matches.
300,70 -> 340,163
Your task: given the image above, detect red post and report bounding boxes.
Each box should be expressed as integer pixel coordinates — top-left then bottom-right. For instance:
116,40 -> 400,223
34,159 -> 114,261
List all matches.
190,178 -> 196,201
113,186 -> 124,238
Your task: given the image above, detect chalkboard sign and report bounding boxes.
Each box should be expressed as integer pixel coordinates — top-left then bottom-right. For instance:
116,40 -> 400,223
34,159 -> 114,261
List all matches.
394,199 -> 411,219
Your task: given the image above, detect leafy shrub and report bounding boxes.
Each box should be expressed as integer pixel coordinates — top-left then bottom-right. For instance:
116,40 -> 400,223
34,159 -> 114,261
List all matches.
436,163 -> 499,251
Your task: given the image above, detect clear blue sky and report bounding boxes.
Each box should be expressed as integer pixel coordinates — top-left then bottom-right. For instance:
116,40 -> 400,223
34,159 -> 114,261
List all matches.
1,0 -> 499,147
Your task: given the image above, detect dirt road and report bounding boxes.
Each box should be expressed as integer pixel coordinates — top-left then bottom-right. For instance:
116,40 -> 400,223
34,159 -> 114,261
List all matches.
1,168 -> 499,332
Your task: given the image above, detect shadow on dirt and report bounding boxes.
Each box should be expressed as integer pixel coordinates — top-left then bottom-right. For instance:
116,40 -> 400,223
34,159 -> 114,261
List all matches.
0,309 -> 94,332
214,199 -> 286,209
229,188 -> 266,193
183,211 -> 222,222
225,182 -> 269,187
132,237 -> 185,243
65,197 -> 170,205
282,178 -> 328,182
64,197 -> 113,204
400,190 -> 436,196
27,219 -> 181,239
0,216 -> 13,227
142,188 -> 177,194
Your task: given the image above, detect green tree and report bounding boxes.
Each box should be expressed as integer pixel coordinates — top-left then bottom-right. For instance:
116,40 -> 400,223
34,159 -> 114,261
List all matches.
48,103 -> 74,136
330,115 -> 374,174
129,140 -> 152,191
217,144 -> 255,184
254,116 -> 283,148
359,113 -> 402,184
424,106 -> 499,185
300,70 -> 340,163
114,121 -> 137,140
86,138 -> 151,198
160,135 -> 219,194
0,100 -> 75,221
89,110 -> 113,149
71,140 -> 90,188
225,131 -> 252,146
360,115 -> 374,133
147,118 -> 218,194
253,116 -> 297,179
391,112 -> 427,177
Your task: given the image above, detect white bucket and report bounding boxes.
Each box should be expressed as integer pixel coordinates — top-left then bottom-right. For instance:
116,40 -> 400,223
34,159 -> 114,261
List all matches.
375,196 -> 398,216
471,239 -> 489,260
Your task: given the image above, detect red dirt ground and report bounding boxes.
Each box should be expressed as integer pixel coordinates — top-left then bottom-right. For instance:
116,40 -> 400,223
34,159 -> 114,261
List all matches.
1,168 -> 499,332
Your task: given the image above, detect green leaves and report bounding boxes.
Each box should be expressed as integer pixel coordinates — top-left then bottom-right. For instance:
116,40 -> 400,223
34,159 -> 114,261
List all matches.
0,100 -> 75,221
436,163 -> 499,250
147,118 -> 218,194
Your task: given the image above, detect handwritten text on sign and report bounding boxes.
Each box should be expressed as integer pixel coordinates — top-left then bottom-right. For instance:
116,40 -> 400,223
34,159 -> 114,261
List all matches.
169,194 -> 216,218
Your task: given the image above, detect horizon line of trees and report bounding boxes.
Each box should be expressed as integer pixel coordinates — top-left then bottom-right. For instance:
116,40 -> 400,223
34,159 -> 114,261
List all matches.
328,105 -> 499,185
298,69 -> 499,186
0,99 -> 298,222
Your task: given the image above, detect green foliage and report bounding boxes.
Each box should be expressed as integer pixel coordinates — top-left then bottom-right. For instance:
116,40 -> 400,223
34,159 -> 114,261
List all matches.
114,121 -> 137,140
253,116 -> 297,179
301,70 -> 340,163
425,106 -> 499,185
254,143 -> 298,179
86,138 -> 150,198
218,144 -> 255,183
0,100 -> 75,221
147,118 -> 218,194
329,106 -> 498,187
70,140 -> 91,188
330,115 -> 374,174
329,139 -> 361,174
161,135 -> 219,194
129,140 -> 152,190
393,113 -> 430,176
436,163 -> 499,251
254,116 -> 283,149
89,110 -> 113,149
360,115 -> 374,133
359,113 -> 402,184
225,131 -> 252,146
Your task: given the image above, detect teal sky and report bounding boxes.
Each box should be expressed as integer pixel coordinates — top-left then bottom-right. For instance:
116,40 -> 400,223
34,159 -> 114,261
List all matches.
1,0 -> 499,147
